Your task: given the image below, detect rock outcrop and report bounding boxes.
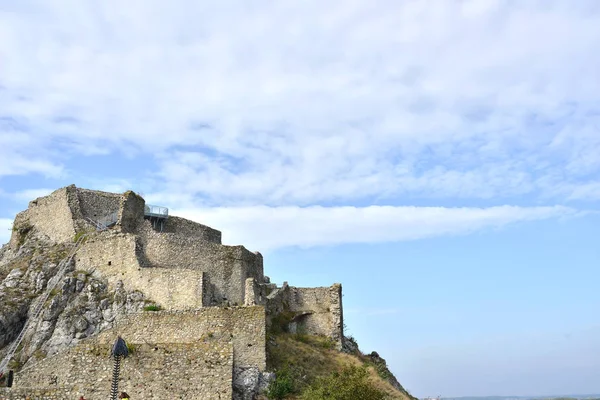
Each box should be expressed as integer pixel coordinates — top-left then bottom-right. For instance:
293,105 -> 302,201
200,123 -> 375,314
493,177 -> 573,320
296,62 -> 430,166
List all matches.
0,234 -> 147,371
0,185 -> 411,400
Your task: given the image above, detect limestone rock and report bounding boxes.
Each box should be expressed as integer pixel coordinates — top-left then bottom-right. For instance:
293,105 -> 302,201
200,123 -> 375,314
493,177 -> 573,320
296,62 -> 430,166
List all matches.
233,367 -> 273,400
0,236 -> 148,369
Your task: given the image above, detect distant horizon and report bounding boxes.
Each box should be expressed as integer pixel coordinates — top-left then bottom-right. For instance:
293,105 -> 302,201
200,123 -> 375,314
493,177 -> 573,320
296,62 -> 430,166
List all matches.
438,395 -> 600,399
1,0 -> 599,396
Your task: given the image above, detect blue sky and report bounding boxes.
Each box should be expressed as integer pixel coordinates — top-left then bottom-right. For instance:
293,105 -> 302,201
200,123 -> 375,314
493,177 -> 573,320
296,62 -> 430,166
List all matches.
1,0 -> 599,396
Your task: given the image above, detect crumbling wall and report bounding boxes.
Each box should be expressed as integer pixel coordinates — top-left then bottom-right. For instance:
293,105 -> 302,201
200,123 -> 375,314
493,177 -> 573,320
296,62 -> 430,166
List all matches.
1,387 -> 75,399
267,284 -> 344,349
117,190 -> 145,234
76,232 -> 142,275
96,307 -> 266,369
244,278 -> 276,306
9,187 -> 77,247
162,216 -> 222,243
76,187 -> 121,221
12,341 -> 233,399
75,233 -> 205,309
141,226 -> 264,305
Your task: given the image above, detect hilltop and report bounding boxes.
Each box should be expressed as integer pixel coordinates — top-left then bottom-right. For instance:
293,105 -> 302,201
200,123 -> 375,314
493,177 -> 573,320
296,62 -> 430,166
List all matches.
0,185 -> 413,399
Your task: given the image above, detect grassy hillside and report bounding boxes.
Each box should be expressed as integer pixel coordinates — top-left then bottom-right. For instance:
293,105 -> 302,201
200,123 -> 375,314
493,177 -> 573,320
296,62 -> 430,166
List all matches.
264,333 -> 416,400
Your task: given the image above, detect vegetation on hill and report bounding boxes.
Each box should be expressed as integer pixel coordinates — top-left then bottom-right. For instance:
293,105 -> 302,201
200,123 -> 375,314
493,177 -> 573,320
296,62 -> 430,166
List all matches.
265,332 -> 416,400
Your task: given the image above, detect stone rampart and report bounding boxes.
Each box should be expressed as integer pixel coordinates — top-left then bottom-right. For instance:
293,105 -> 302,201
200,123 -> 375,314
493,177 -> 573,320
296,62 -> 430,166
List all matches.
244,278 -> 276,307
12,341 -> 233,399
9,187 -> 77,247
76,187 -> 121,221
141,226 -> 264,305
161,215 -> 222,243
117,190 -> 145,234
267,284 -> 344,349
96,307 -> 266,369
75,233 -> 205,309
1,387 -> 75,399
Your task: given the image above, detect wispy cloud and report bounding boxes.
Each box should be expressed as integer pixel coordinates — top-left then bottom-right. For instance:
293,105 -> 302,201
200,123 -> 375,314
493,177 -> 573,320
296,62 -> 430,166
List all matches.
0,1 -> 599,206
174,204 -> 580,251
10,188 -> 55,201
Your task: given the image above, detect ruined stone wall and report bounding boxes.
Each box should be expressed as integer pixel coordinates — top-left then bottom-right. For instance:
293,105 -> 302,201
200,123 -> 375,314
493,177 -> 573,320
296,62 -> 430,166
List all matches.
117,190 -> 145,234
141,226 -> 264,305
12,341 -> 233,399
288,284 -> 343,348
76,187 -> 121,221
267,284 -> 344,349
162,215 -> 222,243
76,232 -> 141,275
1,387 -> 75,399
75,233 -> 205,309
244,278 -> 276,306
9,187 -> 77,247
96,307 -> 266,369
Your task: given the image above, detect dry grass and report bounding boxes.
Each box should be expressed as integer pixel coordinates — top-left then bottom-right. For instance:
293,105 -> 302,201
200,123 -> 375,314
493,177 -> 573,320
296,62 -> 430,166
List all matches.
265,334 -> 410,400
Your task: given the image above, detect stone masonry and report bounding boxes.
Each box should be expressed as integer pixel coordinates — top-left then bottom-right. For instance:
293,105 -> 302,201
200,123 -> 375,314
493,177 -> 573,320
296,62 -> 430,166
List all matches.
3,185 -> 344,399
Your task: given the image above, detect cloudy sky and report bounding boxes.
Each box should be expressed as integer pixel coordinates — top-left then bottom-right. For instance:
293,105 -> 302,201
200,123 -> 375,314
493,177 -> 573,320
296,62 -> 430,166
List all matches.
1,0 -> 599,396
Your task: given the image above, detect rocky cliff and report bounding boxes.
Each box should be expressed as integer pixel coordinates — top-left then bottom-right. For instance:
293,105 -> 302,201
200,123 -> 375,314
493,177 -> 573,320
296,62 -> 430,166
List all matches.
0,231 -> 148,372
0,185 -> 415,400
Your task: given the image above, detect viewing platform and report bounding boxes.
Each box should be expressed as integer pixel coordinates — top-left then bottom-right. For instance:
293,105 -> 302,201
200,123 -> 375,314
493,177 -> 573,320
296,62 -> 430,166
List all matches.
144,204 -> 168,231
145,204 -> 169,219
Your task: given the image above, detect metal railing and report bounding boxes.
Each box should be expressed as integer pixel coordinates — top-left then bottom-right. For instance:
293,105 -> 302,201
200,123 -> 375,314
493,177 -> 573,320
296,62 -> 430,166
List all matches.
144,204 -> 168,218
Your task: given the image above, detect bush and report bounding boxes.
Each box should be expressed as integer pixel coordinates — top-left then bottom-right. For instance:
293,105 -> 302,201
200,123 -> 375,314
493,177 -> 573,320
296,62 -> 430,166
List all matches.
73,231 -> 88,243
267,368 -> 294,399
143,304 -> 161,311
269,311 -> 296,335
126,341 -> 136,355
301,365 -> 386,400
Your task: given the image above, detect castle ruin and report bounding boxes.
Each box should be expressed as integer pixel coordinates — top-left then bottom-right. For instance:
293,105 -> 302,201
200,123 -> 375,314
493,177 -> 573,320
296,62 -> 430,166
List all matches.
0,185 -> 343,399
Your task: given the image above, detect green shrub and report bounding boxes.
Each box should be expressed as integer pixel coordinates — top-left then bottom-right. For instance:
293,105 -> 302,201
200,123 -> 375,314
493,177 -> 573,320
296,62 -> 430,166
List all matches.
269,311 -> 296,335
267,368 -> 295,399
14,224 -> 33,247
143,304 -> 161,311
126,341 -> 136,355
72,231 -> 89,243
301,365 -> 386,400
292,333 -> 311,344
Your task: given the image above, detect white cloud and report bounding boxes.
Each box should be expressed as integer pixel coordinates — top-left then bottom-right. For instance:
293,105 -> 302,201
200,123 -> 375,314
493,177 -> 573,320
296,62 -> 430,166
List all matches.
0,1 -> 598,205
0,133 -> 64,179
174,204 -> 579,251
11,188 -> 55,201
0,219 -> 12,246
567,182 -> 600,201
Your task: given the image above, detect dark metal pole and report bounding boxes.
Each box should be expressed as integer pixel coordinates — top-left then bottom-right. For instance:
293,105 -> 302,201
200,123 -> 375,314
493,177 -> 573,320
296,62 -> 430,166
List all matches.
110,336 -> 128,400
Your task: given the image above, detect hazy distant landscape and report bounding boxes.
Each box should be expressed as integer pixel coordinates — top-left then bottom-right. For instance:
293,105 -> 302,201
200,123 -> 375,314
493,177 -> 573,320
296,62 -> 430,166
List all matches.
442,395 -> 600,400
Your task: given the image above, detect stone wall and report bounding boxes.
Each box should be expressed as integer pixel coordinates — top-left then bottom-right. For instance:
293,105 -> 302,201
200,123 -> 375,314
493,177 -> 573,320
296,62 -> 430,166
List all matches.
244,278 -> 276,307
267,284 -> 344,349
75,233 -> 205,309
12,341 -> 233,399
1,387 -> 75,399
76,187 -> 121,221
141,226 -> 264,306
9,187 -> 77,247
117,190 -> 145,234
76,232 -> 142,274
96,307 -> 266,369
162,215 -> 222,243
